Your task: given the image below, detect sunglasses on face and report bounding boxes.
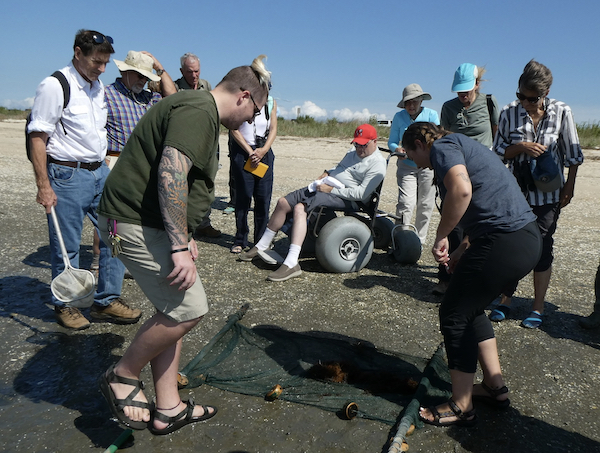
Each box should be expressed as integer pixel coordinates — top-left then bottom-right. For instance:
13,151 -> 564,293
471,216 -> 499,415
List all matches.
516,92 -> 541,103
92,33 -> 114,44
354,140 -> 373,149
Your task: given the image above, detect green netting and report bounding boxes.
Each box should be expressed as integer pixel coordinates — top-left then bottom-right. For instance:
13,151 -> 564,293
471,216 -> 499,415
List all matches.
387,344 -> 452,452
181,305 -> 452,430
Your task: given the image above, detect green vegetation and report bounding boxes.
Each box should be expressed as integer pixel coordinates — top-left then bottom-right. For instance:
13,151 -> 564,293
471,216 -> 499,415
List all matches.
577,122 -> 600,149
276,116 -> 392,144
0,107 -> 29,121
2,106 -> 599,149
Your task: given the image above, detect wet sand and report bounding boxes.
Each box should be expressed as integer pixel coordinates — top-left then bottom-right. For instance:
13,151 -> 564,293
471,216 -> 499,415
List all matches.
1,120 -> 599,452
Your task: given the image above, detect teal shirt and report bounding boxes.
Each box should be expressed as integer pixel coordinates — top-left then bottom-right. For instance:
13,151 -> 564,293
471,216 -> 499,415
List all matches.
388,107 -> 439,168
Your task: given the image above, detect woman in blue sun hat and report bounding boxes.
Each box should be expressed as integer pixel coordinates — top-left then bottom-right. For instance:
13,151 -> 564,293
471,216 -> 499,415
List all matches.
441,63 -> 499,148
433,64 -> 500,297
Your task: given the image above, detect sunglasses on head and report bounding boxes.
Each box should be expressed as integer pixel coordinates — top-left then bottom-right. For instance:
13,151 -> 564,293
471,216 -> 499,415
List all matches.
516,92 -> 541,103
92,33 -> 114,44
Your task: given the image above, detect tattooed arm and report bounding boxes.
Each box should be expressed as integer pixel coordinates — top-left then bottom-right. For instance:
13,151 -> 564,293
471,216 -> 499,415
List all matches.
158,145 -> 198,290
433,164 -> 472,265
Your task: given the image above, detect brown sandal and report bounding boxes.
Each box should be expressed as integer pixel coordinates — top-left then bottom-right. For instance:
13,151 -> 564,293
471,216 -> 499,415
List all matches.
420,398 -> 477,427
473,381 -> 510,409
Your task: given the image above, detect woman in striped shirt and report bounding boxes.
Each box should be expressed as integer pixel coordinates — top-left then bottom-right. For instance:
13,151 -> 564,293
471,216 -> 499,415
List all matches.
491,59 -> 584,329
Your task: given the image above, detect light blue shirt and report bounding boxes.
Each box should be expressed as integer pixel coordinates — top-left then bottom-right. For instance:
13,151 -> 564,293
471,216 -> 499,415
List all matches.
388,107 -> 439,168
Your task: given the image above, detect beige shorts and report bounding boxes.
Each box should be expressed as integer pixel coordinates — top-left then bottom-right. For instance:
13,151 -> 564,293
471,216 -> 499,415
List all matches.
99,215 -> 208,322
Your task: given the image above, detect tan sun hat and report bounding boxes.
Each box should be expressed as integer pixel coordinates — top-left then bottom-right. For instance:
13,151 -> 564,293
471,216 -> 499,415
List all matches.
397,83 -> 432,108
114,51 -> 161,82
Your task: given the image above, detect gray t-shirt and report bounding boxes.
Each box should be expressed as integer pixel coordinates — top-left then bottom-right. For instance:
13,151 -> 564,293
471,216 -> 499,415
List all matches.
440,93 -> 499,148
431,134 -> 536,240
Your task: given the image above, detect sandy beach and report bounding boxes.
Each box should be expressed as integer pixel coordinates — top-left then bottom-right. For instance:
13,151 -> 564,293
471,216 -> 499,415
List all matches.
1,119 -> 599,452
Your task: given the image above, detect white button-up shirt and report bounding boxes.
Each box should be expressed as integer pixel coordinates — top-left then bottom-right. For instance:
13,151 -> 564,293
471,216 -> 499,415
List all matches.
28,62 -> 108,162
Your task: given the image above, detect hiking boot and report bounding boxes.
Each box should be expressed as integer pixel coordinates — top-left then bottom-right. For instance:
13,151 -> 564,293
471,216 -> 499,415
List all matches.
90,299 -> 142,324
267,264 -> 302,282
239,246 -> 259,262
55,306 -> 90,330
193,225 -> 222,239
580,309 -> 600,329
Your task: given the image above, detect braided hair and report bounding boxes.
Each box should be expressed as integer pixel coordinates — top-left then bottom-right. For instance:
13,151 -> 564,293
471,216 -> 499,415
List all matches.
402,122 -> 452,151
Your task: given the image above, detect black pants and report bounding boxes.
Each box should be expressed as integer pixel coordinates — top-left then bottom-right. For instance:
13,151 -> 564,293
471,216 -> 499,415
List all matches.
229,140 -> 274,247
440,222 -> 542,373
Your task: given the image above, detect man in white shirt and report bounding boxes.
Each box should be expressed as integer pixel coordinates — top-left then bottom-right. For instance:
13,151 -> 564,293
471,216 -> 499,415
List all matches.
28,29 -> 142,330
240,124 -> 387,281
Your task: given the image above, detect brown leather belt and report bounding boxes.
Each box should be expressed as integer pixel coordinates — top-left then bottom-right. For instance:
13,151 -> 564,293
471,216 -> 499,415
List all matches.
107,151 -> 120,157
48,157 -> 103,171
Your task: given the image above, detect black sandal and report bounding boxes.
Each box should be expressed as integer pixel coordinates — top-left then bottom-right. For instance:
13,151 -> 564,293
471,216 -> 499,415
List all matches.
149,398 -> 217,435
473,381 -> 511,409
420,398 -> 477,427
99,365 -> 150,430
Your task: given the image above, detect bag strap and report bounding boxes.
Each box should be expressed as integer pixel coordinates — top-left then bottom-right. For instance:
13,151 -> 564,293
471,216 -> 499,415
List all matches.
51,70 -> 70,109
25,71 -> 71,161
486,94 -> 494,131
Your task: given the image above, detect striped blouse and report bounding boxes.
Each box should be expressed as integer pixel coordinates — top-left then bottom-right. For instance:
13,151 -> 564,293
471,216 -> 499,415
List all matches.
493,98 -> 584,206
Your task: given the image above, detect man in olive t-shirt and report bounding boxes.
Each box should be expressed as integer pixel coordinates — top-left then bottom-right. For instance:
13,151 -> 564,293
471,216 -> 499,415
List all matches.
96,59 -> 270,434
99,90 -> 219,233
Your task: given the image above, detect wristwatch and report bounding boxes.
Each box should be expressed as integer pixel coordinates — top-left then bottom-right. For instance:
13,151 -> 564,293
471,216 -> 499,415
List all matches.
156,69 -> 166,76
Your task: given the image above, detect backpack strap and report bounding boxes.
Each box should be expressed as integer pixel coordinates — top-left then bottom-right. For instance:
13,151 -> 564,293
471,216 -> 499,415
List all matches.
51,70 -> 70,109
486,94 -> 494,130
25,71 -> 71,161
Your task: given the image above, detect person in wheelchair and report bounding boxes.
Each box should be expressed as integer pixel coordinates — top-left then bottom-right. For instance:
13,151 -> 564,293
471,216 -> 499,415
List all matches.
239,124 -> 387,281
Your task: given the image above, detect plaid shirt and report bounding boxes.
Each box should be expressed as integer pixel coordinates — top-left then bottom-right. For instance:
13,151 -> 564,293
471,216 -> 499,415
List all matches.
494,98 -> 584,206
105,78 -> 162,153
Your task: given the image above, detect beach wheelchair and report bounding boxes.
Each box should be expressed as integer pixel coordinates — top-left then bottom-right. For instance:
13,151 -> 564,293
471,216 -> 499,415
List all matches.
301,149 -> 422,273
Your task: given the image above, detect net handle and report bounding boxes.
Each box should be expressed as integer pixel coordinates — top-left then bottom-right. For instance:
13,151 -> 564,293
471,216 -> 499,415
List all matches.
50,206 -> 72,270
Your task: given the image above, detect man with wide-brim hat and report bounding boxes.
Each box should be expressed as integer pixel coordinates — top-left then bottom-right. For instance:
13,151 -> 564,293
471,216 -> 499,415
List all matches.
105,51 -> 176,166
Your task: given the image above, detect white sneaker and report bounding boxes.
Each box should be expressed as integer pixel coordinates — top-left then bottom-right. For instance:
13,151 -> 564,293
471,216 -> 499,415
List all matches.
257,249 -> 284,265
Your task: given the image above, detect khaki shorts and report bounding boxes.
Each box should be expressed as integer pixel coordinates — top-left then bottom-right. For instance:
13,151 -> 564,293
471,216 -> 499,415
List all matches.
99,215 -> 208,322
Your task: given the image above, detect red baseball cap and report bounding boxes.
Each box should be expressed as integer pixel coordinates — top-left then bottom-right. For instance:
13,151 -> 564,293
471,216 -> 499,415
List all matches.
352,124 -> 377,145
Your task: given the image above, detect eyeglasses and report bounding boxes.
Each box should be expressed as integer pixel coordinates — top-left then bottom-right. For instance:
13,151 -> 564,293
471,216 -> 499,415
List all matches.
516,92 -> 541,103
241,88 -> 261,118
92,33 -> 114,45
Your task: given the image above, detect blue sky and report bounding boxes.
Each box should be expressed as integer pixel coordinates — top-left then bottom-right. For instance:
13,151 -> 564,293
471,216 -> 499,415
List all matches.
3,0 -> 600,123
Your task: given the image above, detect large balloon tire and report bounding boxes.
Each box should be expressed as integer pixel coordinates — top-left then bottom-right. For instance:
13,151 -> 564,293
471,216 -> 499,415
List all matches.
372,217 -> 395,250
392,227 -> 422,264
315,216 -> 374,273
302,210 -> 338,257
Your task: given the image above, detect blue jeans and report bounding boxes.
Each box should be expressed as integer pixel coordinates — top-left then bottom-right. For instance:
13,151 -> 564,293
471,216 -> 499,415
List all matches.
47,162 -> 124,307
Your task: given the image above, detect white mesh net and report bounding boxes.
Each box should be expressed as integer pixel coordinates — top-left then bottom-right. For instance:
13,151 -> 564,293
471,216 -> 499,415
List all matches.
51,268 -> 95,308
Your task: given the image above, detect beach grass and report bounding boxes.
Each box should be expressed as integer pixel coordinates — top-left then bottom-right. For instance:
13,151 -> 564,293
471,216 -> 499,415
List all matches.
3,107 -> 600,149
577,121 -> 600,149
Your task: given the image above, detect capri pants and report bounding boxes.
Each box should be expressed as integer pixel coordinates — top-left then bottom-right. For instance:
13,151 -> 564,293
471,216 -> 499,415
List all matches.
440,221 -> 542,373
